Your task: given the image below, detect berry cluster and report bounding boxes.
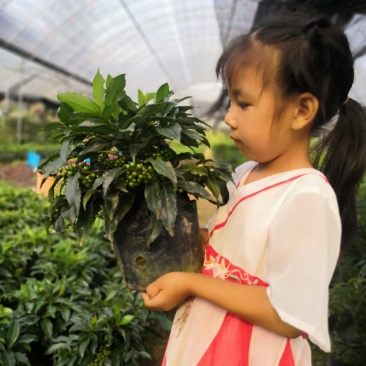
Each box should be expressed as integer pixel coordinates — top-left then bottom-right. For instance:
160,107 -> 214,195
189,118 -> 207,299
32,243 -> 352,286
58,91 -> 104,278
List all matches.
125,161 -> 154,189
57,160 -> 79,177
88,344 -> 111,366
98,153 -> 126,169
55,146 -> 182,192
151,148 -> 171,161
57,162 -> 98,189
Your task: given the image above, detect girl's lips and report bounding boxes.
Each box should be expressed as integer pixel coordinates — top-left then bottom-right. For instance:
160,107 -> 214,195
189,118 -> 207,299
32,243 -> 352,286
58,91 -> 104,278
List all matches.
230,136 -> 241,146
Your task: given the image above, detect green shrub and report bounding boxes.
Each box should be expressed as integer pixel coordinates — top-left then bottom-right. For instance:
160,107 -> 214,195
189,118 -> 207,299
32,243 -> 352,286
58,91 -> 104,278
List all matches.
0,183 -> 171,366
211,143 -> 246,167
0,143 -> 61,164
207,132 -> 246,168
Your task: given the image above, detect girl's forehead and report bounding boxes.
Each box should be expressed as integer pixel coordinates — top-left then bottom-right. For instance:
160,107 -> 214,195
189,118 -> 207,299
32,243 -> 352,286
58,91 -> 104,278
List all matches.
227,67 -> 265,96
224,43 -> 281,93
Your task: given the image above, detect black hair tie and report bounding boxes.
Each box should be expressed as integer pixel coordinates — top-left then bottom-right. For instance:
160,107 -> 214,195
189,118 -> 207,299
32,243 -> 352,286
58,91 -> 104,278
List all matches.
303,18 -> 331,43
303,18 -> 331,33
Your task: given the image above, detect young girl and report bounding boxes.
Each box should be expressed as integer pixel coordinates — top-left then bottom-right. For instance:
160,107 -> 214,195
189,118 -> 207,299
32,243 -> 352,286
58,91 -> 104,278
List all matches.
142,13 -> 366,365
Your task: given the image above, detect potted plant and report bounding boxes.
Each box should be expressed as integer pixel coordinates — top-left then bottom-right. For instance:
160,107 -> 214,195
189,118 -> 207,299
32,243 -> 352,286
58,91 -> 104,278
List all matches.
39,70 -> 233,290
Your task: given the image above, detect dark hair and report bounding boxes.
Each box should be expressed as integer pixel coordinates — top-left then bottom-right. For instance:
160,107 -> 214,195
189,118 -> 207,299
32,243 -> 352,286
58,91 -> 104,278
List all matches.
216,13 -> 366,249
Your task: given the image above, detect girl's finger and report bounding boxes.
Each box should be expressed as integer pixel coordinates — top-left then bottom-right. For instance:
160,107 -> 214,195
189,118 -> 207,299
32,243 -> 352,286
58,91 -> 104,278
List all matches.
141,291 -> 161,310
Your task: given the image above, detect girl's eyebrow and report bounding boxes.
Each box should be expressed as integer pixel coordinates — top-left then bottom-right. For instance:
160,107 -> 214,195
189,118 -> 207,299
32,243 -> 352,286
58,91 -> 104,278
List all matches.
231,87 -> 256,100
229,87 -> 245,98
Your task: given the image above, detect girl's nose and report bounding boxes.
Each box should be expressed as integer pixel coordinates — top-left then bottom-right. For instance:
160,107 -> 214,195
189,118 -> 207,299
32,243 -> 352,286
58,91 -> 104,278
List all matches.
224,111 -> 237,129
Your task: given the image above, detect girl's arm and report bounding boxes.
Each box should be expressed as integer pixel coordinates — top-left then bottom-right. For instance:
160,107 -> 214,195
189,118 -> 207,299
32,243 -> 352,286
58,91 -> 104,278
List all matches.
141,271 -> 301,339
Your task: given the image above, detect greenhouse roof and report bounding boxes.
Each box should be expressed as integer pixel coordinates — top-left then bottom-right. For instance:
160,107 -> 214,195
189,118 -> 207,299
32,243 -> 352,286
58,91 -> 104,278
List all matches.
0,0 -> 366,116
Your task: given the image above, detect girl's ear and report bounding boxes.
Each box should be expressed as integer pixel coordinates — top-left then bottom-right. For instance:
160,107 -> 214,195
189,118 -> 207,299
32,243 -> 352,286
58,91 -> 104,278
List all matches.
292,93 -> 319,130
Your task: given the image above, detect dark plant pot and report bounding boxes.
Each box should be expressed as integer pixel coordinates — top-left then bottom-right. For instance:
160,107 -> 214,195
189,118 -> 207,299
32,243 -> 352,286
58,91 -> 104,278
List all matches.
113,194 -> 204,291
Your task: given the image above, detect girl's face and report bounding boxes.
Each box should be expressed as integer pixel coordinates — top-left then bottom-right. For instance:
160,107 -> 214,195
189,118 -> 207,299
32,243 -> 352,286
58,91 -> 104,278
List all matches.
224,67 -> 296,165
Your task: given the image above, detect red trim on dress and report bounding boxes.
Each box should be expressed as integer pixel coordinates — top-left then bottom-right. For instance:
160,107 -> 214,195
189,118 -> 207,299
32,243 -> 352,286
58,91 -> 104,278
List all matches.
235,164 -> 255,188
202,244 -> 267,287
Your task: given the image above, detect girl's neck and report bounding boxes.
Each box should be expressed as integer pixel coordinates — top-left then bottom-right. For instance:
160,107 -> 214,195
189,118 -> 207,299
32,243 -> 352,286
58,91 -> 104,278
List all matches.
245,158 -> 313,185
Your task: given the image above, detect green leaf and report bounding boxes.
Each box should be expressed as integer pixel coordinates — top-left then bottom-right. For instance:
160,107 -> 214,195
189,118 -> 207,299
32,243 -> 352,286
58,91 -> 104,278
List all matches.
155,83 -> 170,102
104,192 -> 135,242
40,122 -> 63,133
119,314 -> 135,326
144,182 -> 162,219
17,334 -> 37,345
118,94 -> 137,112
38,153 -> 65,178
130,141 -> 150,161
147,158 -> 177,185
102,168 -> 125,196
60,307 -> 71,322
3,350 -> 16,366
57,102 -> 73,123
106,74 -> 113,88
6,320 -> 19,349
79,337 -> 91,357
66,112 -> 104,125
60,138 -> 70,162
45,342 -> 67,354
65,171 -> 81,221
47,304 -> 57,318
156,122 -> 182,141
14,352 -> 30,365
83,189 -> 98,210
205,175 -> 220,199
182,129 -> 208,143
57,93 -> 101,115
93,69 -> 105,109
75,197 -> 98,242
114,192 -> 135,223
79,138 -> 108,155
178,181 -> 211,200
41,318 -> 53,339
145,215 -> 164,247
160,186 -> 176,236
105,190 -> 120,220
136,103 -> 169,118
92,175 -> 107,189
137,89 -> 145,106
211,164 -> 235,181
47,175 -> 63,204
77,121 -> 120,135
111,103 -> 123,120
102,103 -> 116,120
145,92 -> 155,103
105,74 -> 126,106
177,163 -> 207,175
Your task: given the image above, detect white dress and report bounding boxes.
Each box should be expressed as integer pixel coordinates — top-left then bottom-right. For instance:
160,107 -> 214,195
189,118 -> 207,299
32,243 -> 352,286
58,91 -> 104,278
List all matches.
163,161 -> 341,366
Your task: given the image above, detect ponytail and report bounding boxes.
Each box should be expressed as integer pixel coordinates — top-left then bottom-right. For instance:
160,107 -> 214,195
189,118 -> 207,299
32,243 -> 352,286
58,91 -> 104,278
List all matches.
312,98 -> 366,248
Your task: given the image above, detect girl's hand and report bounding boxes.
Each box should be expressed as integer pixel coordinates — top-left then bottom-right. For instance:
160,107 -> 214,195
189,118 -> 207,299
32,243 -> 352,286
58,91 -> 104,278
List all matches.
141,272 -> 192,311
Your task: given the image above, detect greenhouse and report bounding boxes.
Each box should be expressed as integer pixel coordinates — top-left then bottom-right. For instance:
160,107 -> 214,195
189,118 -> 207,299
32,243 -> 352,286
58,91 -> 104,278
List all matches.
1,1 -> 366,365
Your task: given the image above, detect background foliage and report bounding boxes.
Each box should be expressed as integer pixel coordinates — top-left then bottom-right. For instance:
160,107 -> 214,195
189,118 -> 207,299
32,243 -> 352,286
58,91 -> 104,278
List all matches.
0,182 -> 171,366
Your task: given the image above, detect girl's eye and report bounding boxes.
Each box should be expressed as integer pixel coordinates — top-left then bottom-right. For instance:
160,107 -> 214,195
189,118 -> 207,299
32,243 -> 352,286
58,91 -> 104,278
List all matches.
237,103 -> 249,109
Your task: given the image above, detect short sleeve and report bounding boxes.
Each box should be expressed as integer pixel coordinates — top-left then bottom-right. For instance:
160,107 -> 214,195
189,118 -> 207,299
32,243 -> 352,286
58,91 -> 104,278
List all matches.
266,184 -> 341,352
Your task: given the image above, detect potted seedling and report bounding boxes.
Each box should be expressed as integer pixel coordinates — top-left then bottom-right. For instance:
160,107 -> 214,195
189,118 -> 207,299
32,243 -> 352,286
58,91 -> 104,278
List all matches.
39,70 -> 233,290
